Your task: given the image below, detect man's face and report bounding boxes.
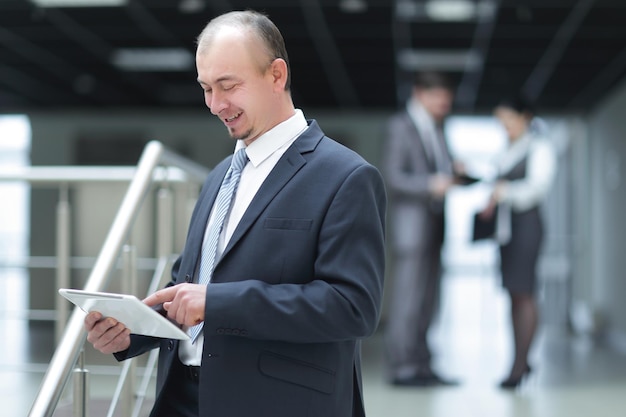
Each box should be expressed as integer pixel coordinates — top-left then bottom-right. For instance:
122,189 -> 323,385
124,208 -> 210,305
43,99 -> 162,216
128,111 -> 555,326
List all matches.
196,29 -> 283,144
414,87 -> 454,122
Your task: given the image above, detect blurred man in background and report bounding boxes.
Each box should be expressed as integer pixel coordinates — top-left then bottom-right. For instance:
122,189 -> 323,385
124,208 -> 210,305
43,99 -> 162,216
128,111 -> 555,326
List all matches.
383,71 -> 460,387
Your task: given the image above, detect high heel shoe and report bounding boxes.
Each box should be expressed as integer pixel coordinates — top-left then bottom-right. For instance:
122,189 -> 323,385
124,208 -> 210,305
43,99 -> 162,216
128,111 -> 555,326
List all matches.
499,364 -> 532,389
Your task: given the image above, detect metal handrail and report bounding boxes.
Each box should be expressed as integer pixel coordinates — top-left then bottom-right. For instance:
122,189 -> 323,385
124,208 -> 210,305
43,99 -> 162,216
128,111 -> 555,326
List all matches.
26,140 -> 209,417
0,160 -> 208,186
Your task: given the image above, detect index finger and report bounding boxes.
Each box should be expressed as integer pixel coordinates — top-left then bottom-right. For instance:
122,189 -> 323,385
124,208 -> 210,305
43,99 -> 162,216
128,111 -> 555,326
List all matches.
143,286 -> 179,307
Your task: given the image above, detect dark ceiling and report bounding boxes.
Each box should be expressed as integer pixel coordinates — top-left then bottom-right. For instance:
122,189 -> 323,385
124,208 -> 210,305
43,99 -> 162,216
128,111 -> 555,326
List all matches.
0,0 -> 625,114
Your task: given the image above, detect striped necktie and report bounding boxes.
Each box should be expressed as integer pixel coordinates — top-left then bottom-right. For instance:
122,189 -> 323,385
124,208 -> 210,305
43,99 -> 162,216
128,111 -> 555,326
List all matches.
189,148 -> 248,342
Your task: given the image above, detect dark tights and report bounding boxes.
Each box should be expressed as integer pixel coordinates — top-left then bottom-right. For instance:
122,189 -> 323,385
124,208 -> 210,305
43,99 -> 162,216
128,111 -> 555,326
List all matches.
507,292 -> 538,378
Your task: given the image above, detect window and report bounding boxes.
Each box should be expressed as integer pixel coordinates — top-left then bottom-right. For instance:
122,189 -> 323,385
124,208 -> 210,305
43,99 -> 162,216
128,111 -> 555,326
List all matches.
0,115 -> 31,339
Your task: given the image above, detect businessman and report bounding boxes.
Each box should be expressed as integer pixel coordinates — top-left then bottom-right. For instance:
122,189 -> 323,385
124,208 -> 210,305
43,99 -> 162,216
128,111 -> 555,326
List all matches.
84,10 -> 386,417
383,71 -> 459,386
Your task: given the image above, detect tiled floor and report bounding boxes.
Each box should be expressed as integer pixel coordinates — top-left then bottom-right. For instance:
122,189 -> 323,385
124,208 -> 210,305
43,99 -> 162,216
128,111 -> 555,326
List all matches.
3,271 -> 626,417
362,273 -> 626,417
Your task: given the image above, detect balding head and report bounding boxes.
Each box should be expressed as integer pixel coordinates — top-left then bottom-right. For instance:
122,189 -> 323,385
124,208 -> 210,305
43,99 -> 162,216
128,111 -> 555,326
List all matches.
197,10 -> 291,91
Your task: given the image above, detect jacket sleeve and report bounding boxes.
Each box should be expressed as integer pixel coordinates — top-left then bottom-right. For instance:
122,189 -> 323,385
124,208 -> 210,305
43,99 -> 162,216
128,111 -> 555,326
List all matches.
382,115 -> 432,199
113,335 -> 161,361
500,140 -> 557,211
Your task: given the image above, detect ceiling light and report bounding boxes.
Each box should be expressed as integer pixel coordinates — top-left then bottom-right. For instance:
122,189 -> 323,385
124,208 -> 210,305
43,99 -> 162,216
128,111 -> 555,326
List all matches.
179,0 -> 205,14
425,0 -> 475,21
112,48 -> 193,72
396,0 -> 495,22
30,0 -> 126,6
397,49 -> 481,71
340,0 -> 368,13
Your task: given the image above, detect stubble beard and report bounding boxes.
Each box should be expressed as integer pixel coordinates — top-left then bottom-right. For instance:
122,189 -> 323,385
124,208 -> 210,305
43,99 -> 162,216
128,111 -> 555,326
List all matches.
228,126 -> 253,141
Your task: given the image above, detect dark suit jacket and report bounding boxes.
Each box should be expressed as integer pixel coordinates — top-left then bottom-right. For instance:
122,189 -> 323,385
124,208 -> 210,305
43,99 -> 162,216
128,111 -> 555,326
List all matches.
116,120 -> 387,416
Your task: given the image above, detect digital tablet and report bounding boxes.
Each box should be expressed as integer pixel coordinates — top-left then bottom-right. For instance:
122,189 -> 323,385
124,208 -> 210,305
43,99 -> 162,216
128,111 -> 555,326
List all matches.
471,211 -> 496,242
59,288 -> 189,340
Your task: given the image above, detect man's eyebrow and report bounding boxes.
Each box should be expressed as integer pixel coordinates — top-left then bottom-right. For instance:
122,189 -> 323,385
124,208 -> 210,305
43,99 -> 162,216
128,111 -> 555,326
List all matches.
197,75 -> 238,86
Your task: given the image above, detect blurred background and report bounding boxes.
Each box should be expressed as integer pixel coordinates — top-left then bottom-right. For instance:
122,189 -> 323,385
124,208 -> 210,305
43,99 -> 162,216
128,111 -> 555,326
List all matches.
1,0 -> 625,416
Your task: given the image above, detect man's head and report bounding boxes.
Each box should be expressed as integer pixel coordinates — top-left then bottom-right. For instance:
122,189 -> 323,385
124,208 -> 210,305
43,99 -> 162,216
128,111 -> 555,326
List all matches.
195,11 -> 294,144
411,71 -> 454,123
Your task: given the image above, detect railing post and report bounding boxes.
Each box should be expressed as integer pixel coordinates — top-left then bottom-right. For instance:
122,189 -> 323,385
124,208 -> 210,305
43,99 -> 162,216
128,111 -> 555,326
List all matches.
156,186 -> 173,258
56,183 -> 71,343
73,349 -> 90,417
186,183 -> 200,232
120,244 -> 138,416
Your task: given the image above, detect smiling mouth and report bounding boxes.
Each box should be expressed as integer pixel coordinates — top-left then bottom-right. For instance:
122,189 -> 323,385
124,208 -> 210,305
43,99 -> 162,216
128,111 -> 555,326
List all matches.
225,112 -> 242,123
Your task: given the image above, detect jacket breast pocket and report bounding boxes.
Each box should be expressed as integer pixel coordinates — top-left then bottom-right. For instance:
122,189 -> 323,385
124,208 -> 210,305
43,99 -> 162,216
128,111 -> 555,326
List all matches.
264,218 -> 313,231
258,351 -> 335,394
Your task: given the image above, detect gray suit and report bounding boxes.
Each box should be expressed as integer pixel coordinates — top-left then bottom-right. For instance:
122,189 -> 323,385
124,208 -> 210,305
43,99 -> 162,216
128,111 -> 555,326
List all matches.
382,110 -> 453,379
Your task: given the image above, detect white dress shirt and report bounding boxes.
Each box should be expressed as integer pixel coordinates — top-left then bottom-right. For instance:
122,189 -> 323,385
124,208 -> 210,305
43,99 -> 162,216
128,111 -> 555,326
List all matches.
178,109 -> 308,365
406,97 -> 451,174
497,132 -> 557,212
491,131 -> 557,244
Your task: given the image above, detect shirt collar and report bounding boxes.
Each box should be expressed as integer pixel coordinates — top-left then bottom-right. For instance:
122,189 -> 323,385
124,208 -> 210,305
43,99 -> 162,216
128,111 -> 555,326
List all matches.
407,97 -> 437,134
508,132 -> 532,154
234,109 -> 307,167
499,131 -> 533,171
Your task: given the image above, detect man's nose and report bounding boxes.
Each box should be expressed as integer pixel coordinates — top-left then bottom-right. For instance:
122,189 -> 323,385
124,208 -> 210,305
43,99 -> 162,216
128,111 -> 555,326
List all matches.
208,91 -> 226,115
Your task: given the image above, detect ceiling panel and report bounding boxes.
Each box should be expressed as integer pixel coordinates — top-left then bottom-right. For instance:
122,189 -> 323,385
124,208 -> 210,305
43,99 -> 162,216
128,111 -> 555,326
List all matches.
0,0 -> 624,113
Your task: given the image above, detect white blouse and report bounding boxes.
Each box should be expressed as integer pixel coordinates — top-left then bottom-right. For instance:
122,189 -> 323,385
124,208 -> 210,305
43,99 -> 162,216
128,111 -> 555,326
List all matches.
497,132 -> 557,212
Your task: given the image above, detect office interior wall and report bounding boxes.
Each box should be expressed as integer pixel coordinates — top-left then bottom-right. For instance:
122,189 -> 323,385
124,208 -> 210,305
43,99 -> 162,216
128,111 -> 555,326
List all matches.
567,116 -> 594,332
586,78 -> 626,348
534,116 -> 578,328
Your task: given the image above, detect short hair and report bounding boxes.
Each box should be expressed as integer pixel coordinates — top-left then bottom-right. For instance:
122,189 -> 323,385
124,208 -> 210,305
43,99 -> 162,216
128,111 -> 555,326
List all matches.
412,71 -> 453,91
196,10 -> 291,91
496,94 -> 535,117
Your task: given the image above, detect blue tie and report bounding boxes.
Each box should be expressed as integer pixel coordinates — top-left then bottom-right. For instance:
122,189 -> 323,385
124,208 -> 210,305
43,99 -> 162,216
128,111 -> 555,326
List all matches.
189,148 -> 248,342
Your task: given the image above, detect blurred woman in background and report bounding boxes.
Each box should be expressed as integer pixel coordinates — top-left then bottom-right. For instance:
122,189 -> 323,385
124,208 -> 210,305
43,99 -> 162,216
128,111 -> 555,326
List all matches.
479,96 -> 557,389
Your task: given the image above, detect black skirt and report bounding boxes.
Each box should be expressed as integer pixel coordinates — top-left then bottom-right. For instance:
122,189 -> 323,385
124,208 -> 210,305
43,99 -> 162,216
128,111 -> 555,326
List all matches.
499,207 -> 544,295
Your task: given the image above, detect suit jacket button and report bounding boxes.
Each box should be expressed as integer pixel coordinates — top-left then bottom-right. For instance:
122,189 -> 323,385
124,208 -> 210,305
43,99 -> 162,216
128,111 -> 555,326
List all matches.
240,330 -> 248,336
185,274 -> 192,283
216,328 -> 224,335
232,329 -> 240,336
167,340 -> 174,351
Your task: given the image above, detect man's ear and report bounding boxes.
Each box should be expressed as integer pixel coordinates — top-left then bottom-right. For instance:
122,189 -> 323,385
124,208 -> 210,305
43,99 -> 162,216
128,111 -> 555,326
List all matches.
270,58 -> 288,91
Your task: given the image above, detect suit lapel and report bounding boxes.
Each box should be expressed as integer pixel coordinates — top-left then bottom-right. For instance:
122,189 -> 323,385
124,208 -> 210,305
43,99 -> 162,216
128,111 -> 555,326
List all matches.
178,159 -> 231,283
404,112 -> 437,172
213,121 -> 323,275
